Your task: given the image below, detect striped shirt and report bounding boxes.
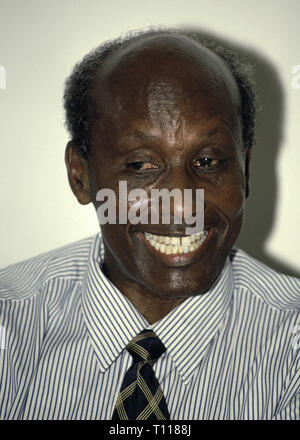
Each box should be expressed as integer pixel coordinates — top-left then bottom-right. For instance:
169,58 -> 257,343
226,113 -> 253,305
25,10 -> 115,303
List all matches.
0,233 -> 299,420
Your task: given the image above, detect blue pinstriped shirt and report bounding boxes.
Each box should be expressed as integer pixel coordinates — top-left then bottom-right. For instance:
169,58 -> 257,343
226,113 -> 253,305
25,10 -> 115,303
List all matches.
0,233 -> 299,420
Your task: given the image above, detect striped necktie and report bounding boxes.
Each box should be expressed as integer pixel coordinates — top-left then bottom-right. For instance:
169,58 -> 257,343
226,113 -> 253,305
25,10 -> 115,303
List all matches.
112,329 -> 170,420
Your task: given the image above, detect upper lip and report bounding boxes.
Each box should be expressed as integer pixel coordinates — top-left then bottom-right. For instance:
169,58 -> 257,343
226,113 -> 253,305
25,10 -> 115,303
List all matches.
143,232 -> 206,237
134,227 -> 211,237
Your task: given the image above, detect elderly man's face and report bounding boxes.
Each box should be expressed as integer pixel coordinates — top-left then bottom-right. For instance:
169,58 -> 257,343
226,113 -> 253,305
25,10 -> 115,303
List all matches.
71,36 -> 248,301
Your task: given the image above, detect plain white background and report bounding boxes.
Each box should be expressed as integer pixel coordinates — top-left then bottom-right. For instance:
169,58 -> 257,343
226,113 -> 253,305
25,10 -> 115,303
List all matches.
0,0 -> 299,275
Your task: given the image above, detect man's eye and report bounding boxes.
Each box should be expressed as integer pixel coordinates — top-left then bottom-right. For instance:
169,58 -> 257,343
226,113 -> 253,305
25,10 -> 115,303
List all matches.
127,161 -> 158,171
192,157 -> 220,168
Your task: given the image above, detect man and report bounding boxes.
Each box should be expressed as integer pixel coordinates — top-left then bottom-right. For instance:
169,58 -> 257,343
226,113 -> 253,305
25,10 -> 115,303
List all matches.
0,29 -> 299,420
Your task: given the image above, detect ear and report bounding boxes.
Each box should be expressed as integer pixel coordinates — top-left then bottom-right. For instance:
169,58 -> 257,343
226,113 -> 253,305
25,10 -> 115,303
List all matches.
245,147 -> 253,199
65,141 -> 92,205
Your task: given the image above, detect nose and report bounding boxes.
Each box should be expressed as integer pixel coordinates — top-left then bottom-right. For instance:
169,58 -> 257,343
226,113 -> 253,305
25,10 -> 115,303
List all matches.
155,166 -> 203,227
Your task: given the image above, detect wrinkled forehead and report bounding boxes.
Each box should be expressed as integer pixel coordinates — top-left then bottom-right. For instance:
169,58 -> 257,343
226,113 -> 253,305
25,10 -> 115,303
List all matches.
92,34 -> 241,129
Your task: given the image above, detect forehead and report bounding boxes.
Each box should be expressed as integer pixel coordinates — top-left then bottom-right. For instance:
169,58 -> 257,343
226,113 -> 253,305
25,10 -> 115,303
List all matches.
92,35 -> 241,135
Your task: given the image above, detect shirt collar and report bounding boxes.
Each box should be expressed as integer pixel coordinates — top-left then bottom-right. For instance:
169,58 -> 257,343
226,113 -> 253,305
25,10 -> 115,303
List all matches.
153,257 -> 234,383
82,233 -> 234,382
82,233 -> 148,372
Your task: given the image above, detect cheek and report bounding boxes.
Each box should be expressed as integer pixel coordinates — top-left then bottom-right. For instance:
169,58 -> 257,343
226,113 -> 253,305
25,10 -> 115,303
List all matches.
222,184 -> 245,217
208,170 -> 246,220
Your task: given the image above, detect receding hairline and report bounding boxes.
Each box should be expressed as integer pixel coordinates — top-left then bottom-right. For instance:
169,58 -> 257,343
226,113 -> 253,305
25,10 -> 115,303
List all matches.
93,32 -> 242,110
63,27 -> 257,161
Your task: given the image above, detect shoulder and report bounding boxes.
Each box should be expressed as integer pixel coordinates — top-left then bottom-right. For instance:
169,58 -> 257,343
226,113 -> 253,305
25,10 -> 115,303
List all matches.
0,235 -> 98,301
230,248 -> 300,311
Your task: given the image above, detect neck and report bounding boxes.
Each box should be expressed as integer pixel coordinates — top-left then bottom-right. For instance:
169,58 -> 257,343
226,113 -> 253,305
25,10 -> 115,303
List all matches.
102,262 -> 186,324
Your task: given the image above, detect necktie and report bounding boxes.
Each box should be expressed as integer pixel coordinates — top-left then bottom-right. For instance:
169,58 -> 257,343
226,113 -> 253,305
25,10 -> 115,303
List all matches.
112,329 -> 170,420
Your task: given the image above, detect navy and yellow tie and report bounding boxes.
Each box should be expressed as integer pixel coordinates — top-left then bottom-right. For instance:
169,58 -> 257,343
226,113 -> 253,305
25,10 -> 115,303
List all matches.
112,329 -> 170,420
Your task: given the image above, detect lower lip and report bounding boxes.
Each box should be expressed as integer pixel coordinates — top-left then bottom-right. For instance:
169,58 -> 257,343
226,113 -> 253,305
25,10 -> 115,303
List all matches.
137,229 -> 215,267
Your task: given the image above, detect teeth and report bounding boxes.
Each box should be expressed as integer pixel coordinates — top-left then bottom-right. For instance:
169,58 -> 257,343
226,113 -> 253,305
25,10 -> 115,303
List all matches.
170,237 -> 180,246
166,245 -> 172,255
181,236 -> 191,247
144,231 -> 208,255
172,246 -> 178,254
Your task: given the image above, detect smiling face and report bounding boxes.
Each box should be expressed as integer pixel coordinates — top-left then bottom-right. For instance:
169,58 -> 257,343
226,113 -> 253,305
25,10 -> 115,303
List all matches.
67,35 -> 249,313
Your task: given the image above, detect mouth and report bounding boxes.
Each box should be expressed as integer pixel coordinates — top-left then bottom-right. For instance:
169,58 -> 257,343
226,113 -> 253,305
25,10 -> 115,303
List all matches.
144,230 -> 208,255
136,228 -> 215,267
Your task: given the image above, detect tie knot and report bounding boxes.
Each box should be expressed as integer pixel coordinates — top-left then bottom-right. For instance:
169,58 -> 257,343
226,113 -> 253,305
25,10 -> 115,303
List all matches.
126,330 -> 166,363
